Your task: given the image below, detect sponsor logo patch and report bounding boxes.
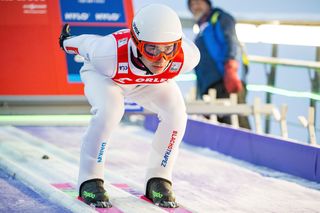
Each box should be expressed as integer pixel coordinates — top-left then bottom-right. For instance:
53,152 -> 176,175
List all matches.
169,62 -> 182,72
118,63 -> 129,73
113,77 -> 169,84
118,38 -> 128,47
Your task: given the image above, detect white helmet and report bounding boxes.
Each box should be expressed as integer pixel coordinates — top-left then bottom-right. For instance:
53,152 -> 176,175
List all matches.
131,4 -> 182,43
130,4 -> 183,61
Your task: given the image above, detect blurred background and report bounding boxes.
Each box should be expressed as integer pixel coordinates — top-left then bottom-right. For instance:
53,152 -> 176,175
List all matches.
0,0 -> 319,143
134,0 -> 320,143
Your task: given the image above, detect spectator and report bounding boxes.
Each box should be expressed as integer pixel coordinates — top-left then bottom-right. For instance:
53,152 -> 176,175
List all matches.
188,0 -> 250,129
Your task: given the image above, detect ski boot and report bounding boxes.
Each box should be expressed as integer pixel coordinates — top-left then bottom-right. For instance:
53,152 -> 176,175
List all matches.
145,178 -> 179,208
79,179 -> 112,208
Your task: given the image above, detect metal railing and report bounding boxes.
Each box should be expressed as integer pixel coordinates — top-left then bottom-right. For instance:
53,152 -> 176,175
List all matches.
247,53 -> 319,144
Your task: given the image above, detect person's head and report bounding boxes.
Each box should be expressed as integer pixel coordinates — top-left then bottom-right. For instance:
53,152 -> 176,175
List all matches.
188,0 -> 212,21
130,4 -> 183,74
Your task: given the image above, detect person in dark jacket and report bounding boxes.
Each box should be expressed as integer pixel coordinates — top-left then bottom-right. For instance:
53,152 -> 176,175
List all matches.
188,0 -> 250,129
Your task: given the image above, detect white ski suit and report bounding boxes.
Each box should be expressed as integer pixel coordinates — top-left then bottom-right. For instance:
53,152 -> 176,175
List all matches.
63,29 -> 200,191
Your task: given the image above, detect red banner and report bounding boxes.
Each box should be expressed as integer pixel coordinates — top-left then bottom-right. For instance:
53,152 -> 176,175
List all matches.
0,0 -> 133,95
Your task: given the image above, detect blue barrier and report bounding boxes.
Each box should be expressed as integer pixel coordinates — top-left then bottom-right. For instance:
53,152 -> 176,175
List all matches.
144,115 -> 320,183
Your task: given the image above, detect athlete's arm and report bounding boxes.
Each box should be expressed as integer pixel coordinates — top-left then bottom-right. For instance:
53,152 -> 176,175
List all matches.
62,36 -> 101,61
59,24 -> 117,77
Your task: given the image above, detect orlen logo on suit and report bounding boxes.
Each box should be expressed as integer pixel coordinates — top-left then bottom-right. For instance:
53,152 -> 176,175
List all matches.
113,77 -> 168,84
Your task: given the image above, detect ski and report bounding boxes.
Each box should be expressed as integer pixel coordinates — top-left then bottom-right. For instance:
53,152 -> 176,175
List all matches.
52,183 -> 123,213
112,183 -> 193,213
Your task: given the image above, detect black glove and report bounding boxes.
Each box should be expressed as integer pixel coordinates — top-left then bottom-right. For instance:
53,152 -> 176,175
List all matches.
59,24 -> 71,51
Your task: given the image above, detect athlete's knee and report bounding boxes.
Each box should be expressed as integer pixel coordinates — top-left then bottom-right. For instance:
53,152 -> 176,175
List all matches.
91,105 -> 124,127
175,110 -> 188,125
161,107 -> 187,125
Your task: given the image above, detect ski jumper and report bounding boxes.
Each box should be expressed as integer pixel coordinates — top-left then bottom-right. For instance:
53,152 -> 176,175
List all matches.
63,29 -> 200,192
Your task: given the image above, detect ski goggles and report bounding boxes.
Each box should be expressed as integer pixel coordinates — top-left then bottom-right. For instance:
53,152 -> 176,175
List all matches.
141,41 -> 182,62
131,31 -> 182,62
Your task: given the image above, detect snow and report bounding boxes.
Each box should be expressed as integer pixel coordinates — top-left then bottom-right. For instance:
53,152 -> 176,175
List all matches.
0,168 -> 71,213
17,124 -> 320,213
